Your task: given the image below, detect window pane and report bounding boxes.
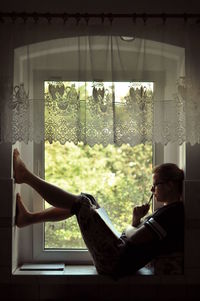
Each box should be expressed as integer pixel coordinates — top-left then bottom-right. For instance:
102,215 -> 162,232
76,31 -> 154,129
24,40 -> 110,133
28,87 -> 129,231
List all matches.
44,81 -> 153,249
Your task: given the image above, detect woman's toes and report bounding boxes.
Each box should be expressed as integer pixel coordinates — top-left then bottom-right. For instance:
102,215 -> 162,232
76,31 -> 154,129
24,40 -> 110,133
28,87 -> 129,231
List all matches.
14,148 -> 19,155
13,150 -> 27,183
13,148 -> 20,160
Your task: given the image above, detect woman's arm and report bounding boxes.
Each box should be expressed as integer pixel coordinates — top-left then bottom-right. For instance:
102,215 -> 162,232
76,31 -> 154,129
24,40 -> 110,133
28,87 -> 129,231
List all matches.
127,224 -> 156,245
125,225 -> 137,238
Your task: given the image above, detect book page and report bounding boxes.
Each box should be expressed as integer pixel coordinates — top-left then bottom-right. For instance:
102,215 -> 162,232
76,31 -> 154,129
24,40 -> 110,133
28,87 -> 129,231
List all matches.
95,208 -> 121,238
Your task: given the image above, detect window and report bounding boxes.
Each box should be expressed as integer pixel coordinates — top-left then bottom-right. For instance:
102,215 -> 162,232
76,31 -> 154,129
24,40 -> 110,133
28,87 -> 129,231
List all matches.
14,36 -> 185,265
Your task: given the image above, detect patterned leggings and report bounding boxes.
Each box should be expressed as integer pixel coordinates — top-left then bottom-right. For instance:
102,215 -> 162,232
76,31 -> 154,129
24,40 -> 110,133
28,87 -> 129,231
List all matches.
71,193 -> 125,275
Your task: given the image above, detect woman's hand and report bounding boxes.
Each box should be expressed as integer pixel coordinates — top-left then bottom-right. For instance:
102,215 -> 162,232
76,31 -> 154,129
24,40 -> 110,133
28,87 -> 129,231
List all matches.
132,203 -> 150,227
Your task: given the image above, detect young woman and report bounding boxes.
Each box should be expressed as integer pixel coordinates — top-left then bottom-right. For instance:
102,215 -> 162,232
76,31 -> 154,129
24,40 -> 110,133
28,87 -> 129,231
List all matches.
14,148 -> 184,277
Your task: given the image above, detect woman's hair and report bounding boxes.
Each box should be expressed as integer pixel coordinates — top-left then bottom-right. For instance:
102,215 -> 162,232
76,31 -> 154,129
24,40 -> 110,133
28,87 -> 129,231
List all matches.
153,163 -> 184,195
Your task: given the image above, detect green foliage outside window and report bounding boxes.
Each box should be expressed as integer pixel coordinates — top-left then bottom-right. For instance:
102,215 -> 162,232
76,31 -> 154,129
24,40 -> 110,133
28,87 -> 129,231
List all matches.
44,142 -> 152,249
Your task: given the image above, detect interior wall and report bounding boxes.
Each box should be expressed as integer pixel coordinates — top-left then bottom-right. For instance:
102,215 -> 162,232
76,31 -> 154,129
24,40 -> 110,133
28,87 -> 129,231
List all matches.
0,1 -> 200,300
1,0 -> 200,13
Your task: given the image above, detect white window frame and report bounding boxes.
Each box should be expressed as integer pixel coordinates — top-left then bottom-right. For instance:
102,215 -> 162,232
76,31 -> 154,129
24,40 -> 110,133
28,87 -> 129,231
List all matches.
32,75 -> 159,263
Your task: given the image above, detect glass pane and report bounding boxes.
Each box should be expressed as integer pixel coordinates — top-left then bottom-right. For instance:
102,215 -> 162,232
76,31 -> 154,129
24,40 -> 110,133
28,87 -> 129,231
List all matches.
44,81 -> 153,249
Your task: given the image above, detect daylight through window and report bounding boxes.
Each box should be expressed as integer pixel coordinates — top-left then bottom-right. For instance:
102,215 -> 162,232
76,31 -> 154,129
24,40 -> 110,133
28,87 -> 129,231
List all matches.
44,81 -> 153,249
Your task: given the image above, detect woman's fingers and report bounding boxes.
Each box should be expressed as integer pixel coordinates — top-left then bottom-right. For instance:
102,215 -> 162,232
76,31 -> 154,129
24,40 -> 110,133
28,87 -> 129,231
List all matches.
133,204 -> 150,218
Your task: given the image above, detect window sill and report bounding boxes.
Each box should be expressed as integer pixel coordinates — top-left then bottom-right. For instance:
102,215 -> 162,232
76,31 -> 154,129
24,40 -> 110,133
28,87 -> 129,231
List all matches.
12,264 -> 158,282
10,265 -> 188,301
11,264 -> 187,286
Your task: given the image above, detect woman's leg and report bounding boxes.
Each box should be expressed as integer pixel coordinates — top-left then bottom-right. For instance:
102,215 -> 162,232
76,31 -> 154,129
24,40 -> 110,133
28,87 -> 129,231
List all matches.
13,148 -> 79,210
16,193 -> 72,228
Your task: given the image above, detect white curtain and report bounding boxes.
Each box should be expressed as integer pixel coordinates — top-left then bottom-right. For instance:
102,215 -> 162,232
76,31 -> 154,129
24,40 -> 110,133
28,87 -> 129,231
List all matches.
0,18 -> 200,146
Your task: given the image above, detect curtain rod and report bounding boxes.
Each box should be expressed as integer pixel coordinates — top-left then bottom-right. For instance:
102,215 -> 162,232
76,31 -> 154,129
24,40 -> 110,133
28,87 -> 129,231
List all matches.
0,12 -> 200,24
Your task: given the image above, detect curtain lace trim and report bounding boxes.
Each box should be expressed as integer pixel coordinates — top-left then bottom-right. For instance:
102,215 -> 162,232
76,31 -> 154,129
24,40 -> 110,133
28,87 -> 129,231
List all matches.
3,78 -> 200,146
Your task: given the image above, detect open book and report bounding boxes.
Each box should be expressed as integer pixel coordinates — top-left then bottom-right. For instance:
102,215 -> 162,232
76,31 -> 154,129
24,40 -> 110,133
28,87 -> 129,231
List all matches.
95,207 -> 121,239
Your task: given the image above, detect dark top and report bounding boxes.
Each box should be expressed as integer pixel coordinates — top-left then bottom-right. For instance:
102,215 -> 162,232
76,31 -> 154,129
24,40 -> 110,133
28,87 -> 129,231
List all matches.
115,201 -> 184,277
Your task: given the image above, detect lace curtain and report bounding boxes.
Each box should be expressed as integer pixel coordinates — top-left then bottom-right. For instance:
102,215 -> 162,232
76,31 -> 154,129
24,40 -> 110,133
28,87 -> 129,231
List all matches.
0,19 -> 200,146
43,80 -> 153,146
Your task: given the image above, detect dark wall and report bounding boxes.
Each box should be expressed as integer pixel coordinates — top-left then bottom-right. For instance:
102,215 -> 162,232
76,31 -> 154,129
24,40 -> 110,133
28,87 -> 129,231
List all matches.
1,0 -> 200,13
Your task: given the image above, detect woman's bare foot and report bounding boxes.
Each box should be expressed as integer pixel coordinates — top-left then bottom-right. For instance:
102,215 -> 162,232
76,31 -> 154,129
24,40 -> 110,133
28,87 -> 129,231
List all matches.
13,148 -> 29,184
15,193 -> 32,228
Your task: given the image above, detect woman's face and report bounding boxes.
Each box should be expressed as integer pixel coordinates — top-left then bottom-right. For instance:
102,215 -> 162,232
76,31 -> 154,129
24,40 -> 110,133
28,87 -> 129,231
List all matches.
151,174 -> 169,203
